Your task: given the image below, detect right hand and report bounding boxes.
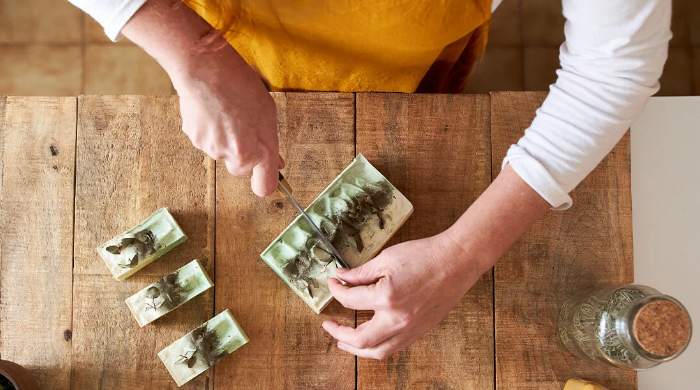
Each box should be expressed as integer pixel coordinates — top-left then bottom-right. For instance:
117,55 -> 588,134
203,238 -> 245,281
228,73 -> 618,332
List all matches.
171,37 -> 284,197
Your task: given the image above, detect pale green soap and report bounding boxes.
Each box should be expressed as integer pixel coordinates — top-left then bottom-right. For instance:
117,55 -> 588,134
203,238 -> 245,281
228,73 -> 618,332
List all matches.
260,154 -> 414,314
125,259 -> 214,327
97,207 -> 187,281
158,309 -> 249,387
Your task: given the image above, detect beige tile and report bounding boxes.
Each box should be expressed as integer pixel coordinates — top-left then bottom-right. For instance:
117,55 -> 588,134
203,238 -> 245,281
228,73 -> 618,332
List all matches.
0,0 -> 82,44
522,0 -> 565,46
690,48 -> 700,95
465,46 -> 523,93
523,46 -> 560,91
85,45 -> 173,95
85,16 -> 133,45
0,45 -> 82,96
657,47 -> 692,96
670,0 -> 690,46
489,0 -> 521,46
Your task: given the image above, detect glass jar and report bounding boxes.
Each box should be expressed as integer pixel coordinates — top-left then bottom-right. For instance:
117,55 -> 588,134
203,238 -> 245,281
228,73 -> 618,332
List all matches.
558,284 -> 692,370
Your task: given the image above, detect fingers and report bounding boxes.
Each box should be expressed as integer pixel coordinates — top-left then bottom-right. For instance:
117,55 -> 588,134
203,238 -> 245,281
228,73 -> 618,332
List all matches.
250,156 -> 279,197
225,160 -> 251,177
335,260 -> 383,286
278,155 -> 286,169
322,313 -> 399,350
328,278 -> 378,310
337,333 -> 410,360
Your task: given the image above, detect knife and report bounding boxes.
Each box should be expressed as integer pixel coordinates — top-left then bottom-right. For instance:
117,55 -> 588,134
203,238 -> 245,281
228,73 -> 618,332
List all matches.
276,172 -> 350,269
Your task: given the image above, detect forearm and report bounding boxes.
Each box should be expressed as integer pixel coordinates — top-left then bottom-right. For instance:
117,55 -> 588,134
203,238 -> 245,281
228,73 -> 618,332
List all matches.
445,164 -> 550,273
121,0 -> 247,78
505,0 -> 670,209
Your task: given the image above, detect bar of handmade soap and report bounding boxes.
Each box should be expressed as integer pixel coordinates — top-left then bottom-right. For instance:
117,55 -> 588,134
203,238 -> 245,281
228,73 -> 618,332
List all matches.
97,207 -> 187,280
158,309 -> 249,387
260,154 -> 413,313
125,259 -> 213,327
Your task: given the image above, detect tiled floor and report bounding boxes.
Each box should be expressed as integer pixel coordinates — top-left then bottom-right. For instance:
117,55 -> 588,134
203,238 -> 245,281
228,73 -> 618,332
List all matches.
0,0 -> 698,96
465,0 -> 700,96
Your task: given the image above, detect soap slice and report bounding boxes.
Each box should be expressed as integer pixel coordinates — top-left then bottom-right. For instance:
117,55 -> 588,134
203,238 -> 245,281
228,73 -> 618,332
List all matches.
158,309 -> 249,387
97,208 -> 187,281
260,154 -> 413,313
125,259 -> 213,327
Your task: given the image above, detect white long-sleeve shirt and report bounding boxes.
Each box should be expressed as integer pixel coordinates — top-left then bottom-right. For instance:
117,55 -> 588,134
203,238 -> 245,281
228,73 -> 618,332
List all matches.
69,0 -> 672,209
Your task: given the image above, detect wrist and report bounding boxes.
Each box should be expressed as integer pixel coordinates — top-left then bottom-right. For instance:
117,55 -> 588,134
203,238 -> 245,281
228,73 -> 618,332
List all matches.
438,229 -> 496,277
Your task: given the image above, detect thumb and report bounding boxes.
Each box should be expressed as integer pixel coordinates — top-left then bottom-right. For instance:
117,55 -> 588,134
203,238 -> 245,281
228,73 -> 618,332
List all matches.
250,156 -> 278,197
336,259 -> 383,286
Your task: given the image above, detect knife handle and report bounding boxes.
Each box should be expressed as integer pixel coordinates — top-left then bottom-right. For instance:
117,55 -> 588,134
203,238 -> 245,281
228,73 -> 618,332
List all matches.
276,172 -> 292,198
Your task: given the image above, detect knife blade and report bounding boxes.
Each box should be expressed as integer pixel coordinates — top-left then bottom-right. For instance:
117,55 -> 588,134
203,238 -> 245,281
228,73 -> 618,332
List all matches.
276,172 -> 350,269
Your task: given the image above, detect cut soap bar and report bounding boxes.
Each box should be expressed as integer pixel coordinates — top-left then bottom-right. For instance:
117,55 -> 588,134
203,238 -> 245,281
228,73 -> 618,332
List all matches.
260,154 -> 413,313
125,259 -> 213,327
97,208 -> 187,280
158,309 -> 249,387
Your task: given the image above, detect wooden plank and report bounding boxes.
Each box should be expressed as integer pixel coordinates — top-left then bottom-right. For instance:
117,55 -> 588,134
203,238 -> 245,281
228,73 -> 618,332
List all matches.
214,92 -> 356,389
491,92 -> 635,390
0,96 -> 76,390
356,93 -> 494,390
72,96 -> 215,389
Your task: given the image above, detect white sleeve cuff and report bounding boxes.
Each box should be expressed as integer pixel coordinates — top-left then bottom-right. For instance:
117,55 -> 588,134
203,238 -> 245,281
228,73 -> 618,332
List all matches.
103,0 -> 149,41
502,145 -> 573,210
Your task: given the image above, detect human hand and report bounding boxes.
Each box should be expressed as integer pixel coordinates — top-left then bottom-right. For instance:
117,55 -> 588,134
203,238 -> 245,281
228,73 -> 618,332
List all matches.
121,0 -> 284,197
172,47 -> 283,197
322,232 -> 489,359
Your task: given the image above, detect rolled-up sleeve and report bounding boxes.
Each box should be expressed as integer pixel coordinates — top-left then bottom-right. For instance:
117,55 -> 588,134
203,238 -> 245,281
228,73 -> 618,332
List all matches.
503,0 -> 671,209
67,0 -> 148,41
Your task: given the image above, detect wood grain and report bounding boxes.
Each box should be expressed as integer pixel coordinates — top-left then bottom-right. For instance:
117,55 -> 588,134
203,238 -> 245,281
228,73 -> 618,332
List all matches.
491,92 -> 635,390
72,96 -> 215,389
0,97 -> 76,390
356,93 -> 494,390
214,92 -> 356,389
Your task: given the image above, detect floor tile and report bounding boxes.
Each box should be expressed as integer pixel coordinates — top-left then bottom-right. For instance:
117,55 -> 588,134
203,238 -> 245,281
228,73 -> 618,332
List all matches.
522,0 -> 565,47
85,16 -> 133,45
657,47 -> 692,96
691,48 -> 700,95
0,45 -> 82,96
0,0 -> 82,43
465,46 -> 523,93
489,0 -> 522,46
523,46 -> 560,91
85,45 -> 173,94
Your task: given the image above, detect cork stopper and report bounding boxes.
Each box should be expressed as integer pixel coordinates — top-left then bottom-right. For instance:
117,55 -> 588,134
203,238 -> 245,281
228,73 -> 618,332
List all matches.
633,299 -> 691,357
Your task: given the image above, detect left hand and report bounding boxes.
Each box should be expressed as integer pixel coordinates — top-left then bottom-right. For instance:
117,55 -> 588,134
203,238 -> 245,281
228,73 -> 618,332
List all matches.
322,232 -> 488,359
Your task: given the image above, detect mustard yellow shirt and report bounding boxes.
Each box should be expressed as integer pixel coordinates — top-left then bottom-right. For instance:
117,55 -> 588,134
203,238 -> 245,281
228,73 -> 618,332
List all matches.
184,0 -> 492,92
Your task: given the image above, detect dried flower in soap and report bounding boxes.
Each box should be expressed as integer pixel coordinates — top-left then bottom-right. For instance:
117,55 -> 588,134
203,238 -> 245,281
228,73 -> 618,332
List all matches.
175,349 -> 197,365
108,229 -> 161,269
141,270 -> 190,314
106,245 -> 122,255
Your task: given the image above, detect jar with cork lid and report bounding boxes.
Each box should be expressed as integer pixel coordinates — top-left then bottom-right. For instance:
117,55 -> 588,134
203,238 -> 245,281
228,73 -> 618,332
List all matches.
558,284 -> 692,370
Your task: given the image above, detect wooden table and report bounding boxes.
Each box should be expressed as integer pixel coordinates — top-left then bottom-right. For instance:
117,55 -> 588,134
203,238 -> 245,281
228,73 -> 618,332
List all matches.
0,93 -> 634,390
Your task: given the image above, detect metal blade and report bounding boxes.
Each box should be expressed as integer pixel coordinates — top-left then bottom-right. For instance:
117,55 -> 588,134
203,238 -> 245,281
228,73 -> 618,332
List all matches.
277,179 -> 350,269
